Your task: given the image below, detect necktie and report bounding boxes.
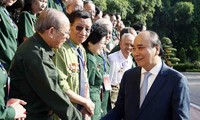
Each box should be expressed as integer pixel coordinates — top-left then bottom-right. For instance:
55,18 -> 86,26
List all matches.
140,72 -> 151,107
77,47 -> 85,97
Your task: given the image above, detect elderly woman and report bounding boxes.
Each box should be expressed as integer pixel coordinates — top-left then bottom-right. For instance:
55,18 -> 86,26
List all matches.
82,23 -> 108,120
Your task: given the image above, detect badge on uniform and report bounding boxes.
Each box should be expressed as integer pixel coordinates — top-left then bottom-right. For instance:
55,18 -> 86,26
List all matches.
118,67 -> 125,73
97,63 -> 101,71
69,63 -> 79,72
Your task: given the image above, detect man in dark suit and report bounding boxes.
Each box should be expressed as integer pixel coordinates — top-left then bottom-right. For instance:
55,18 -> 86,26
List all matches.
102,30 -> 190,120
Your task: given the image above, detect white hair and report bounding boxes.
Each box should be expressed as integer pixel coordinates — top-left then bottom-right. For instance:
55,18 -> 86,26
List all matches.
95,18 -> 113,28
121,33 -> 135,42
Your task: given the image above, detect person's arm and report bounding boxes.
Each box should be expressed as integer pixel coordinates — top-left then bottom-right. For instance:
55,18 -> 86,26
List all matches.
53,48 -> 94,115
0,98 -> 26,120
26,55 -> 82,120
172,75 -> 190,120
7,98 -> 27,119
101,70 -> 126,120
65,89 -> 94,116
108,55 -> 115,84
0,104 -> 15,120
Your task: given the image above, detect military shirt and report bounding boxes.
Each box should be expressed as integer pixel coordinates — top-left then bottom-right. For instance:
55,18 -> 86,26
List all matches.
48,0 -> 66,13
0,62 -> 15,120
9,33 -> 82,120
86,48 -> 103,120
18,11 -> 36,44
0,6 -> 18,71
86,48 -> 103,87
95,52 -> 111,116
53,39 -> 89,98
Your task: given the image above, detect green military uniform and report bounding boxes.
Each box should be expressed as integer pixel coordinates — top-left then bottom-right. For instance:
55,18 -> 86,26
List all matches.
0,62 -> 15,120
0,6 -> 18,71
18,11 -> 36,44
85,48 -> 103,120
9,33 -> 82,120
48,0 -> 66,13
95,52 -> 112,117
53,38 -> 89,101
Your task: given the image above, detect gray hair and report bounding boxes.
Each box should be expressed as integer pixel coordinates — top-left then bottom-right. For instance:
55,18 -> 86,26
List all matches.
148,30 -> 163,56
121,33 -> 135,42
35,8 -> 67,33
95,18 -> 113,28
148,30 -> 161,47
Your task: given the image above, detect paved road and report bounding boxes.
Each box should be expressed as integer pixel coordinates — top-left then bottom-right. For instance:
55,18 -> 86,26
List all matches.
182,72 -> 200,120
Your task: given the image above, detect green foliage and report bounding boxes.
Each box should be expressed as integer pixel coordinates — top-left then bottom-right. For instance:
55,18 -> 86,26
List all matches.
193,0 -> 200,46
93,0 -> 107,11
106,0 -> 130,19
162,37 -> 172,45
173,2 -> 194,24
191,47 -> 200,61
178,48 -> 187,63
124,0 -> 162,26
149,0 -> 198,63
173,61 -> 200,72
92,0 -> 200,64
162,37 -> 180,66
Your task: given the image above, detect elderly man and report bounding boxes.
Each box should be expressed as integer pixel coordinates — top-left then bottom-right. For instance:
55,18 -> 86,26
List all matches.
102,30 -> 190,120
108,33 -> 136,108
9,8 -> 82,120
65,0 -> 83,17
84,0 -> 95,22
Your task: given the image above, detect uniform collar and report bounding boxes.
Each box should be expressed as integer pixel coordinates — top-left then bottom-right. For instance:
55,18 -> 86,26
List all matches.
119,50 -> 131,62
33,33 -> 54,57
68,38 -> 80,48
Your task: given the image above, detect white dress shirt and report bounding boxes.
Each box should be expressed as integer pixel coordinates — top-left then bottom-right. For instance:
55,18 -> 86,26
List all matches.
140,59 -> 162,93
108,50 -> 133,85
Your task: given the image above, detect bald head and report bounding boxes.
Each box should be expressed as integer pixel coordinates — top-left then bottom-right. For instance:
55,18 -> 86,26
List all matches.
35,8 -> 70,48
66,0 -> 83,14
35,8 -> 70,33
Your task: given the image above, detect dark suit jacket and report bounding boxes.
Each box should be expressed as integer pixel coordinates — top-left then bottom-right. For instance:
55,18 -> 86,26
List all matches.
102,62 -> 190,120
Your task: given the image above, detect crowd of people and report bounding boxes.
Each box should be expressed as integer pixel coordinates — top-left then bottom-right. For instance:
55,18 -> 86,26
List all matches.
0,0 -> 190,120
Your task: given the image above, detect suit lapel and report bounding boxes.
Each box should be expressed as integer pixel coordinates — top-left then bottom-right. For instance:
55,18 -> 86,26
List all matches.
135,68 -> 142,112
138,62 -> 169,115
128,67 -> 141,119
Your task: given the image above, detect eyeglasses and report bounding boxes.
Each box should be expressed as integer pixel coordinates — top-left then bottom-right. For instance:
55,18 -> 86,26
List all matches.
74,25 -> 91,33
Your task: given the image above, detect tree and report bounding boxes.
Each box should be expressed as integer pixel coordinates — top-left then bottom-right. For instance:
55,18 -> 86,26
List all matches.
93,0 -> 131,19
149,1 -> 197,63
161,37 -> 180,66
193,0 -> 200,46
93,0 -> 107,11
179,48 -> 187,63
125,0 -> 162,26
